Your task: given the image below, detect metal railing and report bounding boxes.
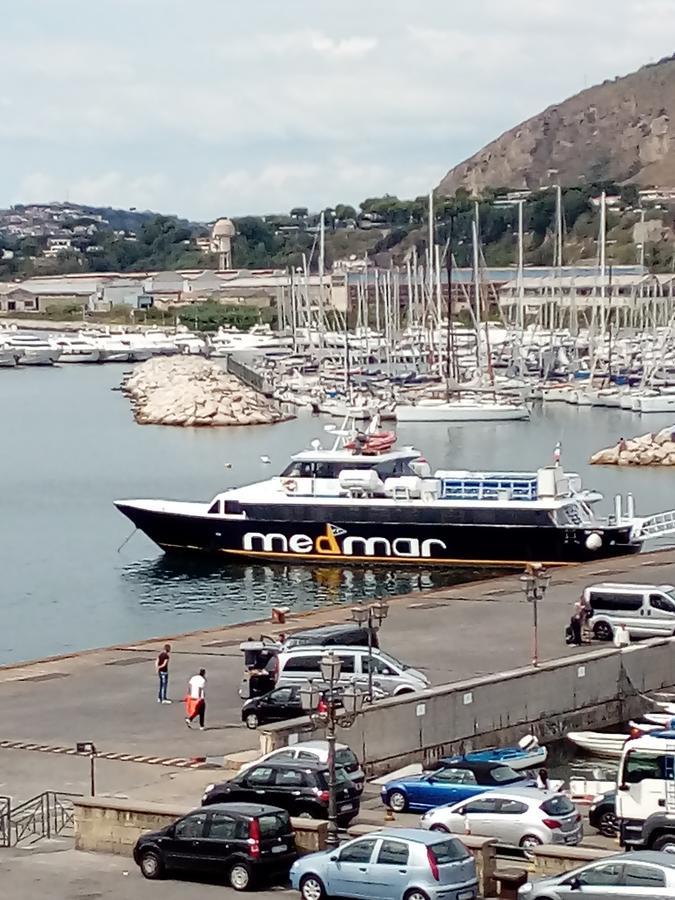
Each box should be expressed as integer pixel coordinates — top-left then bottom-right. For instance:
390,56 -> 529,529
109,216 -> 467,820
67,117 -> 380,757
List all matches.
1,792 -> 81,847
0,796 -> 9,848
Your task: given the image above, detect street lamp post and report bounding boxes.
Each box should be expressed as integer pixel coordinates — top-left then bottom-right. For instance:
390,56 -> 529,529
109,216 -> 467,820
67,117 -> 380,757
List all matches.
350,598 -> 389,700
520,563 -> 552,667
300,651 -> 365,849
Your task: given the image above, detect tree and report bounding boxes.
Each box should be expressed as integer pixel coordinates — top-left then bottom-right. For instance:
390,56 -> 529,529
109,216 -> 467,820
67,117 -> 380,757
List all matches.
290,207 -> 308,221
335,204 -> 356,221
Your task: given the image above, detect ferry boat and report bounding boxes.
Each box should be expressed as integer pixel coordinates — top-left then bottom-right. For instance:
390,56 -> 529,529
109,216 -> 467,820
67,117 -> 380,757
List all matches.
114,419 -> 675,567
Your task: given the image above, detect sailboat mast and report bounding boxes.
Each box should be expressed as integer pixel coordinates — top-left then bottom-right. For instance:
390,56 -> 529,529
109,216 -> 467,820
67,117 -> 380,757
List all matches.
600,190 -> 607,335
517,199 -> 524,329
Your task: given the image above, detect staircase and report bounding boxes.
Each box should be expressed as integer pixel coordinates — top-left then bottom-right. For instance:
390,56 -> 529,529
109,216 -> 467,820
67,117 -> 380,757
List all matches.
0,792 -> 81,848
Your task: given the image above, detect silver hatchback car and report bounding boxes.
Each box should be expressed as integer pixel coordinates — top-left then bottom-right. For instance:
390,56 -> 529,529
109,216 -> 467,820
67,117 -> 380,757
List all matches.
420,787 -> 582,851
518,850 -> 675,899
290,828 -> 478,900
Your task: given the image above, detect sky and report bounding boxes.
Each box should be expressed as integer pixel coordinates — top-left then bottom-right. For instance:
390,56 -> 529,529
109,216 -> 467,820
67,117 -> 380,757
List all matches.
2,0 -> 675,220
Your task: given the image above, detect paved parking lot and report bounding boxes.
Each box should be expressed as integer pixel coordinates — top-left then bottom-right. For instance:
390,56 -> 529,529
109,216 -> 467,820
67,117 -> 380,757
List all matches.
5,547 -> 672,795
1,847 -> 293,900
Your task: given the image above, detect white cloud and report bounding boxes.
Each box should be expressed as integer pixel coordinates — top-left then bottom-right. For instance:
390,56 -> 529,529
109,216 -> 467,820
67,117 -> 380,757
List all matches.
1,1 -> 675,218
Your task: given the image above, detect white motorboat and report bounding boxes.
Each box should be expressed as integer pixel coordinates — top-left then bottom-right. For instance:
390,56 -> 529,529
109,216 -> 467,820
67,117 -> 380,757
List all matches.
0,344 -> 19,366
3,334 -> 60,365
52,337 -> 101,363
635,391 -> 675,414
567,731 -> 633,759
395,396 -> 530,422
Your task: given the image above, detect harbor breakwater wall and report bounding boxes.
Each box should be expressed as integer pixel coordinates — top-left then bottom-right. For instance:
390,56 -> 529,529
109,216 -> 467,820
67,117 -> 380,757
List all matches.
262,639 -> 675,775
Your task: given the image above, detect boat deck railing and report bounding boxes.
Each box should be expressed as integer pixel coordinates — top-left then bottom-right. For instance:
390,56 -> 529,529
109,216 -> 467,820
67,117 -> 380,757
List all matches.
439,476 -> 538,502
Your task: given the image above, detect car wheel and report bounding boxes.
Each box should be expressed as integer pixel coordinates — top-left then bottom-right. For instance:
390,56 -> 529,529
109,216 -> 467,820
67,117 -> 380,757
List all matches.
387,790 -> 408,813
520,834 -> 543,852
597,810 -> 619,837
229,861 -> 253,891
593,621 -> 613,641
139,850 -> 164,880
245,712 -> 259,729
430,823 -> 450,832
300,874 -> 327,900
404,890 -> 430,900
652,833 -> 675,853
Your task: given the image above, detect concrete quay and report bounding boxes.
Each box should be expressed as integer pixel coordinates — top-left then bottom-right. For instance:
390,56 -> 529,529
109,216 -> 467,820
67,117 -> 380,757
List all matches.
2,547 -> 675,806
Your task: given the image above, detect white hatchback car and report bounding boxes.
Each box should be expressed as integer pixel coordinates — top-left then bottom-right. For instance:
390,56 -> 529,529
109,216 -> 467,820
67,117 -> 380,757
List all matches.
420,787 -> 582,851
234,740 -> 365,792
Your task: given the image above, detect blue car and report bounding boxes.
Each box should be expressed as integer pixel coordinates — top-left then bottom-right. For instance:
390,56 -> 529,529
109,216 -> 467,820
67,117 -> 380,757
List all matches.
381,760 -> 533,813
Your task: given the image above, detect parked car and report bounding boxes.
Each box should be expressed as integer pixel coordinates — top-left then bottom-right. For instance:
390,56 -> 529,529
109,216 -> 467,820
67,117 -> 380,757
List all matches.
588,790 -> 619,837
420,787 -> 582,851
290,827 -> 478,900
132,802 -> 296,891
274,644 -> 429,696
583,581 -> 675,641
382,760 -> 533,813
202,759 -> 361,826
236,740 -> 365,793
284,623 -> 377,650
241,682 -> 384,730
518,850 -> 675,899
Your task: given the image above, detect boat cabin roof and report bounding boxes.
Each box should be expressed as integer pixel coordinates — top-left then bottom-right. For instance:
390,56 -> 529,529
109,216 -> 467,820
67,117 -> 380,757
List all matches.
289,448 -> 421,464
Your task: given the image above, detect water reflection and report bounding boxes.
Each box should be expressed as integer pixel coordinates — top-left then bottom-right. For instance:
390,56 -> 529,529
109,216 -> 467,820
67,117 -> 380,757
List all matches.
121,556 -> 503,623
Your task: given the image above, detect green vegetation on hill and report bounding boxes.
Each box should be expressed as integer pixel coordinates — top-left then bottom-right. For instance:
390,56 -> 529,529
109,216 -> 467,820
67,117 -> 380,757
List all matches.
2,178 -> 672,280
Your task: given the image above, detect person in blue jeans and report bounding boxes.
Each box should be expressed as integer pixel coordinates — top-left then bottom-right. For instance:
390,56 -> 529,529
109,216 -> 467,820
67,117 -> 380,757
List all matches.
155,644 -> 171,703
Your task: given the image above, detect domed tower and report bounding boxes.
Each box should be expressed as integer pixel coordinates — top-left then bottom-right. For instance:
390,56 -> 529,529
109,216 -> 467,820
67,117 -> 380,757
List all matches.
211,217 -> 236,269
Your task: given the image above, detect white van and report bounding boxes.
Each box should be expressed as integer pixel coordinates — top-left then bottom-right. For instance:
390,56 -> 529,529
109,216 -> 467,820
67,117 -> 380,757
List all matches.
274,645 -> 429,696
584,582 -> 675,641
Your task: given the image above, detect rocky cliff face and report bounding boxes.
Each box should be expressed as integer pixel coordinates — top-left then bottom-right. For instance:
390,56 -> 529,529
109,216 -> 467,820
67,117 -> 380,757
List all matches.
437,55 -> 675,196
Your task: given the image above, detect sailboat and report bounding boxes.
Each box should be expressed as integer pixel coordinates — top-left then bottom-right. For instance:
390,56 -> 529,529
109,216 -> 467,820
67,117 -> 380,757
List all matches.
395,198 -> 529,423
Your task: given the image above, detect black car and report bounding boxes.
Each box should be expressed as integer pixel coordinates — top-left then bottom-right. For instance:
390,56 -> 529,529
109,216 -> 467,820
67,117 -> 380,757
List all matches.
588,789 -> 619,836
202,759 -> 361,826
284,623 -> 378,650
241,683 -> 363,729
132,802 -> 296,891
241,684 -> 304,729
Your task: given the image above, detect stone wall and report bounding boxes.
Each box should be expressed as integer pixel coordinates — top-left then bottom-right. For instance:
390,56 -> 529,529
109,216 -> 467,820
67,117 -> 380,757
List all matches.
260,638 -> 675,775
74,797 -> 327,857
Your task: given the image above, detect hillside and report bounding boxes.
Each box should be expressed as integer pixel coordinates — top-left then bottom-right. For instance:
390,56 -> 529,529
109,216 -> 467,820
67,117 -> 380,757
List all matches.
437,55 -> 675,196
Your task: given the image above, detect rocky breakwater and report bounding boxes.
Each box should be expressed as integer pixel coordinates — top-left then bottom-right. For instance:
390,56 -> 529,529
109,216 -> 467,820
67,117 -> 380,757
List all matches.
122,356 -> 293,427
591,426 -> 675,466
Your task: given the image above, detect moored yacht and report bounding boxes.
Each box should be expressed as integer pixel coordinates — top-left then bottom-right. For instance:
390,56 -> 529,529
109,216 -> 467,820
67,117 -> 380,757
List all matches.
52,337 -> 101,363
2,334 -> 60,365
114,419 -> 675,568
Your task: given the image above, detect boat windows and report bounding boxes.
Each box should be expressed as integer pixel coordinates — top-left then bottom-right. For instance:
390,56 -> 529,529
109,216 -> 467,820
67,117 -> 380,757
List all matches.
279,458 -> 416,480
207,500 -> 221,515
223,500 -> 243,515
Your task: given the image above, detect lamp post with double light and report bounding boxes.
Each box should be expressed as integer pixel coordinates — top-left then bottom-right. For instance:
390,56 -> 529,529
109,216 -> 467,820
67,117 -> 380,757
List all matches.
300,651 -> 365,849
350,597 -> 389,700
520,563 -> 552,667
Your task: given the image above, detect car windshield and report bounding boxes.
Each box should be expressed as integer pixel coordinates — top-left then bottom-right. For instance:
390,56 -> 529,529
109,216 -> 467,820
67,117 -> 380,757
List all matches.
318,767 -> 350,788
429,838 -> 471,864
541,795 -> 576,816
490,765 -> 521,784
258,811 -> 290,838
336,749 -> 358,769
377,649 -> 405,670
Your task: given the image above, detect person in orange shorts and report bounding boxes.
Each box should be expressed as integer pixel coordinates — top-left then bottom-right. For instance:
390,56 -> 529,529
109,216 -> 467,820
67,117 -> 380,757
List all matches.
184,668 -> 206,730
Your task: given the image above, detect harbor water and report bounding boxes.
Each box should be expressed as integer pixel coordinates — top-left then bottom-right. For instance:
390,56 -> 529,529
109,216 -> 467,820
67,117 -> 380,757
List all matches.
2,364 -> 675,665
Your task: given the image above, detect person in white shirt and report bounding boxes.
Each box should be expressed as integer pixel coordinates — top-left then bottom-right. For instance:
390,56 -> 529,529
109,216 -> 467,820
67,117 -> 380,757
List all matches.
613,623 -> 630,648
185,668 -> 207,730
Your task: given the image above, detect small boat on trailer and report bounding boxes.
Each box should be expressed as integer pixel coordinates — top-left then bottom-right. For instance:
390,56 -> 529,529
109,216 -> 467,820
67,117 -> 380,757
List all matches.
459,735 -> 547,772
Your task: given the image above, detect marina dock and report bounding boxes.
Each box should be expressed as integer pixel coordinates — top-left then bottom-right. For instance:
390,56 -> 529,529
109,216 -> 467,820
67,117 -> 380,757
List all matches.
2,548 -> 674,807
